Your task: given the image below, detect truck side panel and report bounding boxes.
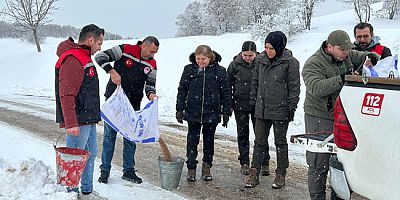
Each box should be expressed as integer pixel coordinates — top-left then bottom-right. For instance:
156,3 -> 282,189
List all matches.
338,85 -> 400,199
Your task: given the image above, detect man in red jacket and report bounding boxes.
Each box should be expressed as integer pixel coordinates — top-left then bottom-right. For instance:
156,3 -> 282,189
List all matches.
55,24 -> 104,196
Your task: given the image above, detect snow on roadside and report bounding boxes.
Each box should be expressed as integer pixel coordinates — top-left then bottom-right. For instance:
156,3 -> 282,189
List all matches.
0,121 -> 187,200
0,158 -> 76,200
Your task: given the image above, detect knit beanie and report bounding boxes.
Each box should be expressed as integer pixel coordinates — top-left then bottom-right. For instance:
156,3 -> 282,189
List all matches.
241,41 -> 257,52
264,31 -> 287,58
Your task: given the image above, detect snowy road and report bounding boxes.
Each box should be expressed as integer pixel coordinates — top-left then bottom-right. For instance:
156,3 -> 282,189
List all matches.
0,97 -> 368,200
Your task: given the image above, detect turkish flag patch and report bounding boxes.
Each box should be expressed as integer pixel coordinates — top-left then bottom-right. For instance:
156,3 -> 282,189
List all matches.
88,67 -> 95,77
125,59 -> 133,68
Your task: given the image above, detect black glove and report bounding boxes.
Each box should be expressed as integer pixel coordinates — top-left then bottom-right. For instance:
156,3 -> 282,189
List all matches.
222,114 -> 229,128
339,64 -> 351,83
176,111 -> 184,124
288,109 -> 295,122
340,73 -> 346,83
250,105 -> 255,114
368,53 -> 378,66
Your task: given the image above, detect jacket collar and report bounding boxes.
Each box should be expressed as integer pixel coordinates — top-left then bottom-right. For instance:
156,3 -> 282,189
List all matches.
256,49 -> 292,65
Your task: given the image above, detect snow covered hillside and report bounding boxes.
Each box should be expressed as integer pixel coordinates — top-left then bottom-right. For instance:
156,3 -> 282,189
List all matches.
0,2 -> 399,199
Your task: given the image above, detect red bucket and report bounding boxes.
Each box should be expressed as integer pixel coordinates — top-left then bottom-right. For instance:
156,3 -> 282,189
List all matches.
55,147 -> 89,188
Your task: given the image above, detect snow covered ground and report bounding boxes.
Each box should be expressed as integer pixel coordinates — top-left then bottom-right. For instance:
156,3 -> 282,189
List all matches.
0,2 -> 399,199
0,122 -> 186,200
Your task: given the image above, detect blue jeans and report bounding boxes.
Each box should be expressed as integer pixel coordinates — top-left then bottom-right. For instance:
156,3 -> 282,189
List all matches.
100,122 -> 136,173
66,123 -> 97,193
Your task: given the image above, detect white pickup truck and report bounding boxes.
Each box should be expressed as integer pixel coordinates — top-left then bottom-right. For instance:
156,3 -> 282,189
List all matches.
292,75 -> 400,200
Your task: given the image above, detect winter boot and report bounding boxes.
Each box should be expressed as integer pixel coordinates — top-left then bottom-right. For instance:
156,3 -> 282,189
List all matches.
261,163 -> 270,176
240,164 -> 250,175
78,191 -> 107,200
187,168 -> 196,182
245,168 -> 259,188
202,162 -> 212,181
121,170 -> 143,184
271,174 -> 285,189
98,171 -> 110,184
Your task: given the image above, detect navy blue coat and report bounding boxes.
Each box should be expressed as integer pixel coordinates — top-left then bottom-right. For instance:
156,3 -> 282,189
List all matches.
176,52 -> 231,124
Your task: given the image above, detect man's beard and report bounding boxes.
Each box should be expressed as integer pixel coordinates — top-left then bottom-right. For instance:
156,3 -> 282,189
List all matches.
358,42 -> 368,50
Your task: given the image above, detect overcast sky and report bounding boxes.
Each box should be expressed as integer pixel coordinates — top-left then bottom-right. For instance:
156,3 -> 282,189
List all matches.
1,0 -> 195,39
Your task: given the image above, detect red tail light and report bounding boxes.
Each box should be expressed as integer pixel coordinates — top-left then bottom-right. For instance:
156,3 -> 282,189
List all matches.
334,96 -> 357,151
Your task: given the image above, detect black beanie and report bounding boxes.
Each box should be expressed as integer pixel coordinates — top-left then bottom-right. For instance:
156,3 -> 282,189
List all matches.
264,31 -> 287,58
242,41 -> 257,52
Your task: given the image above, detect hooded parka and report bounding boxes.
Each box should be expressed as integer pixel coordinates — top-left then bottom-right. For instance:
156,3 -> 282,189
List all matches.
176,52 -> 231,124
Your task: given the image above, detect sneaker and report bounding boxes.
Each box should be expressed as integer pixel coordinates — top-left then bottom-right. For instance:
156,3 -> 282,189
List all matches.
244,168 -> 259,188
122,170 -> 143,184
98,171 -> 110,184
240,164 -> 250,175
272,174 -> 285,189
187,168 -> 196,182
261,163 -> 270,176
201,162 -> 212,181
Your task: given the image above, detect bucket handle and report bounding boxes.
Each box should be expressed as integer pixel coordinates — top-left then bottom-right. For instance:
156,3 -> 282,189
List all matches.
53,132 -> 66,149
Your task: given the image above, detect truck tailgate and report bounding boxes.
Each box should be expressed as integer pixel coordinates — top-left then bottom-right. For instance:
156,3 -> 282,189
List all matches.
290,133 -> 337,153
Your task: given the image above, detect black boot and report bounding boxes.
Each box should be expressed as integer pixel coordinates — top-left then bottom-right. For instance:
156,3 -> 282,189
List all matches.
122,170 -> 143,184
98,171 -> 110,184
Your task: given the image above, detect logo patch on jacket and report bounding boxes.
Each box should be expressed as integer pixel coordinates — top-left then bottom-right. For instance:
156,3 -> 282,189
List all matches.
125,59 -> 133,68
144,66 -> 151,74
88,67 -> 95,77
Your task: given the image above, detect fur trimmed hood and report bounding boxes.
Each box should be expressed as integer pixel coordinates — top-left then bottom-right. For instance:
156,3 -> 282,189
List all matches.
189,51 -> 222,64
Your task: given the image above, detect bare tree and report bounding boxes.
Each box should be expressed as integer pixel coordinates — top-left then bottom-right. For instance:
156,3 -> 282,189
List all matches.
382,0 -> 399,19
1,0 -> 58,52
245,0 -> 282,24
175,1 -> 204,37
203,0 -> 244,35
342,0 -> 379,22
300,0 -> 320,30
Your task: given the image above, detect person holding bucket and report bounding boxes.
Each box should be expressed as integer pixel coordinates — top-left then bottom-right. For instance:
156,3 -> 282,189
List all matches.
55,24 -> 105,195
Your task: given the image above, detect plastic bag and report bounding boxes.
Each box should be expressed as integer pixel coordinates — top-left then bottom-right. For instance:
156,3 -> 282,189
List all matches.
100,86 -> 159,143
363,54 -> 399,78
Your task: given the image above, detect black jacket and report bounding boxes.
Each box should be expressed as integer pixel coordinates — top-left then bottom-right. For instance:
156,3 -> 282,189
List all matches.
227,53 -> 257,111
176,52 -> 231,123
95,44 -> 157,109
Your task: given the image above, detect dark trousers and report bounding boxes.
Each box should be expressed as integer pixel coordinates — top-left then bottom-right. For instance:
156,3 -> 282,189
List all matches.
251,118 -> 289,175
305,114 -> 342,200
186,121 -> 218,169
234,110 -> 268,166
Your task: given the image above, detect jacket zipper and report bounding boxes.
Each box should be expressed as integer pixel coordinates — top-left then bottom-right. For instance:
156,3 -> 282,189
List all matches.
201,67 -> 206,123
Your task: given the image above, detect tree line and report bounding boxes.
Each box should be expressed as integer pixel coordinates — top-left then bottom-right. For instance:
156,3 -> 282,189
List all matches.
0,21 -> 123,41
175,0 -> 400,42
1,0 -> 122,52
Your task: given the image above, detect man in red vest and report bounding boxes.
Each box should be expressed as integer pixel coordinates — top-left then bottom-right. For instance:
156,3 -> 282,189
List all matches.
55,24 -> 104,196
95,36 -> 159,185
353,22 -> 391,60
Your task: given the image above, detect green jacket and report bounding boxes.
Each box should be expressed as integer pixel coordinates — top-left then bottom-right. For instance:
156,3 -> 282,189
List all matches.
302,41 -> 376,120
250,49 -> 300,120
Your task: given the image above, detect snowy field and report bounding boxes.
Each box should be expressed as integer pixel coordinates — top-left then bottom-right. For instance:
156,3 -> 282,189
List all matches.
0,122 -> 187,199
